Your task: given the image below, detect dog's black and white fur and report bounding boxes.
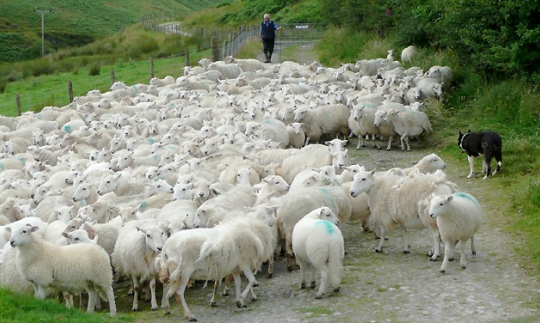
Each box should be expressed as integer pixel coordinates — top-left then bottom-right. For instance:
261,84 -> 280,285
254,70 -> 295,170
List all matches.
458,130 -> 502,179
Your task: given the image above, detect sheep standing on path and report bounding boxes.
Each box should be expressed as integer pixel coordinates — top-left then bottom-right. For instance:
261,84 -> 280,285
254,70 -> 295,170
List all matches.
7,224 -> 116,316
292,206 -> 344,299
428,192 -> 483,273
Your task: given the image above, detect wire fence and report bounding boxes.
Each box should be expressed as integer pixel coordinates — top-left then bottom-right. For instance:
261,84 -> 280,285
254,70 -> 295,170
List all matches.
0,19 -> 322,116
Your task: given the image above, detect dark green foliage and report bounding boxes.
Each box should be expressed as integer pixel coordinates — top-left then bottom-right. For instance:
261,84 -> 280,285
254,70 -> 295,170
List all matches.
88,64 -> 101,76
216,1 -> 231,8
319,0 -> 540,83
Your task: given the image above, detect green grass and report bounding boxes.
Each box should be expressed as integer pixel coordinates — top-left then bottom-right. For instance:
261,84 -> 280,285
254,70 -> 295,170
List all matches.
0,288 -> 130,323
0,48 -> 211,116
0,0 -> 224,63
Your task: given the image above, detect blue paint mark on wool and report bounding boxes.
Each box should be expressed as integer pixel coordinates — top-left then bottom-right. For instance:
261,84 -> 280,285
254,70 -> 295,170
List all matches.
63,125 -> 72,133
0,163 -> 4,171
147,138 -> 155,144
454,192 -> 479,206
319,188 -> 334,205
315,220 -> 336,234
141,201 -> 147,211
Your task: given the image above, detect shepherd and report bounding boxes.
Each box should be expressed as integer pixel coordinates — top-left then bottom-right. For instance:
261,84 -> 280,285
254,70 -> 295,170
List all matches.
259,13 -> 282,63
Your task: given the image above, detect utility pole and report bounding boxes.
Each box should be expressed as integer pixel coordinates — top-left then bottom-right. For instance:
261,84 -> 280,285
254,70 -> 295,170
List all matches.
34,8 -> 54,57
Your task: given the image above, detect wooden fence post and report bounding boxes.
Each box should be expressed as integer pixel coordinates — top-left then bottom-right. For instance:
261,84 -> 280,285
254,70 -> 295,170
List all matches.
211,37 -> 219,62
15,93 -> 21,116
185,49 -> 190,67
68,80 -> 74,103
150,57 -> 154,78
111,69 -> 116,85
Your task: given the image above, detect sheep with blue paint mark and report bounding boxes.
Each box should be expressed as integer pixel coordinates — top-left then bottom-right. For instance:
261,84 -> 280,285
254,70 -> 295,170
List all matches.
292,206 -> 344,299
428,192 -> 483,273
276,185 -> 351,271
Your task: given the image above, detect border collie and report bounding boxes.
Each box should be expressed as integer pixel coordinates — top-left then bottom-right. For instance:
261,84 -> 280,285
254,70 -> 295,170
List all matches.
458,130 -> 502,179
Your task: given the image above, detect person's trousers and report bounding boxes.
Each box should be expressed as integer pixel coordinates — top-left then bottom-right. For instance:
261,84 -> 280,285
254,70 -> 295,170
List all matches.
262,38 -> 275,57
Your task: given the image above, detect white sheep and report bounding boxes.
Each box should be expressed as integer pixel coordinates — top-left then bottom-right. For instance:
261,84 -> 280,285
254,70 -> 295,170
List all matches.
292,206 -> 343,298
428,192 -> 483,273
286,122 -> 306,148
383,108 -> 432,151
6,224 -> 116,316
400,153 -> 446,175
401,46 -> 417,63
111,219 -> 166,311
244,119 -> 289,148
281,144 -> 332,184
156,217 -> 265,321
350,169 -> 458,258
277,185 -> 351,271
293,104 -> 350,145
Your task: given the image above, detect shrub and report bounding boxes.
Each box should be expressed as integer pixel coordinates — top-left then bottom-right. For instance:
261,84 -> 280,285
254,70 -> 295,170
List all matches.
88,64 -> 101,76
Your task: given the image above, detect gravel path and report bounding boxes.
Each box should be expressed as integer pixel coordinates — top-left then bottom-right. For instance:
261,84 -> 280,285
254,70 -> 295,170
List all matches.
119,145 -> 540,323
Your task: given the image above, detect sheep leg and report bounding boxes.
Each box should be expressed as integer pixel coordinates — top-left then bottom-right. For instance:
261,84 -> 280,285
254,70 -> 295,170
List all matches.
298,259 -> 307,289
103,285 -> 117,317
466,155 -> 476,179
34,284 -> 47,299
86,288 -> 97,314
237,265 -> 258,308
316,267 -> 328,299
428,228 -> 441,261
470,235 -> 477,255
267,253 -> 274,278
131,276 -> 140,311
440,241 -> 455,273
356,135 -> 363,149
163,279 -> 184,314
375,227 -> 387,252
149,277 -> 158,311
63,292 -> 74,309
460,239 -> 469,269
222,274 -> 232,296
210,279 -> 221,307
385,135 -> 393,151
310,266 -> 317,289
400,227 -> 411,254
175,276 -> 197,322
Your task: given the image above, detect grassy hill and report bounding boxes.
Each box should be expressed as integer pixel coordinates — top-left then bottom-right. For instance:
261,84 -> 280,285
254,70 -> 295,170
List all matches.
0,0 -> 224,62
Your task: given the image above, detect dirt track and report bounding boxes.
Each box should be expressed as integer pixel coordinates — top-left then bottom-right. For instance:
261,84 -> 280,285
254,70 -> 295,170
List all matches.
114,143 -> 540,323
112,42 -> 540,323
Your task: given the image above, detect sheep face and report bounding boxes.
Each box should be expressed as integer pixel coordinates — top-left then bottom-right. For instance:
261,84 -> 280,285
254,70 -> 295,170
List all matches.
7,224 -> 39,248
349,170 -> 376,198
428,195 -> 452,218
136,226 -> 166,253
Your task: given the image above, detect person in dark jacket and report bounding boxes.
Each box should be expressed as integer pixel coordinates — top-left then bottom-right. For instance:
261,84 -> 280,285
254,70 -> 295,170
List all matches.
259,13 -> 281,63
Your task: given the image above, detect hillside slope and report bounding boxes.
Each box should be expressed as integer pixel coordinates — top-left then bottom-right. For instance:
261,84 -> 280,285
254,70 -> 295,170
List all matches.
0,0 -> 223,61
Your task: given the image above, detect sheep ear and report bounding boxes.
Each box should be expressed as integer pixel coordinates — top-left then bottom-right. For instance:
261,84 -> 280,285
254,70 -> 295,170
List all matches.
30,225 -> 40,233
93,235 -> 99,243
136,227 -> 147,234
62,232 -> 69,239
447,196 -> 454,202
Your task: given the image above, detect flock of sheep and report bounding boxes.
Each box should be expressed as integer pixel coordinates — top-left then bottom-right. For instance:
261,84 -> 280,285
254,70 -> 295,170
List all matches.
0,47 -> 483,321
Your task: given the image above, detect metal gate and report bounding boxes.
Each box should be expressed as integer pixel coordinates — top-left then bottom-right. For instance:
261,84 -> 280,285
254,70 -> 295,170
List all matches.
278,23 -> 326,42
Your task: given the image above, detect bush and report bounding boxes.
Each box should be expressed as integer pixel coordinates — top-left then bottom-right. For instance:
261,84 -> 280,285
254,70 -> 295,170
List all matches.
88,64 -> 101,76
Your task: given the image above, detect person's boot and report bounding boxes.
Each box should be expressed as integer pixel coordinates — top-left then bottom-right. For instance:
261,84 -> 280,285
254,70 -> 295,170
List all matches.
268,52 -> 273,63
264,52 -> 270,63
